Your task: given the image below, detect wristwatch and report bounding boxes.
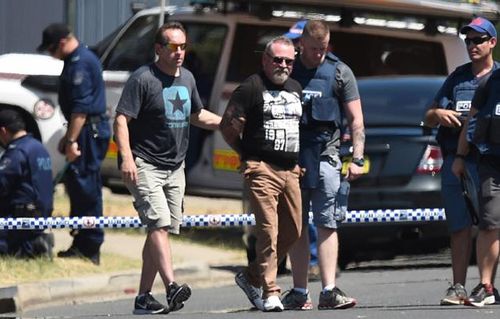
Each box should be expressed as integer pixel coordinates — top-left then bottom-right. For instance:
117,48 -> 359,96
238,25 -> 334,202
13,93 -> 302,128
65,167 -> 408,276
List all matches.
352,157 -> 365,167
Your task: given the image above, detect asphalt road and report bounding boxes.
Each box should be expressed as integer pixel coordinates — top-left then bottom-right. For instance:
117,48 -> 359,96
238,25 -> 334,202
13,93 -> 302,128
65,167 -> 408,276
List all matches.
10,264 -> 499,319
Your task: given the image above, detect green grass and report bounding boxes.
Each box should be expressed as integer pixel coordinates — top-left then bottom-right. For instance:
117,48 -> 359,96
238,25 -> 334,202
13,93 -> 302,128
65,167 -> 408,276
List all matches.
0,253 -> 141,287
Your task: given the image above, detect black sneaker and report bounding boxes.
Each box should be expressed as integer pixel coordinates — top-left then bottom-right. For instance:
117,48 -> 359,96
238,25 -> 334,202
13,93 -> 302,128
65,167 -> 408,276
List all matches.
133,292 -> 166,314
57,246 -> 100,265
494,288 -> 500,304
465,283 -> 495,307
167,282 -> 191,312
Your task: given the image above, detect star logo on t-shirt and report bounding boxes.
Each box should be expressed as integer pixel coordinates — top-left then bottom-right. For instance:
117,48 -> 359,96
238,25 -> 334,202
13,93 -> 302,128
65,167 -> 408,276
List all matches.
169,91 -> 187,114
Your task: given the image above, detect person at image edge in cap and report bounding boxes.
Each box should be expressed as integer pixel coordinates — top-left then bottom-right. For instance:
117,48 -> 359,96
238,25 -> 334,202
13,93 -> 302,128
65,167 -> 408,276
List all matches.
37,23 -> 110,265
425,16 -> 500,306
452,16 -> 500,307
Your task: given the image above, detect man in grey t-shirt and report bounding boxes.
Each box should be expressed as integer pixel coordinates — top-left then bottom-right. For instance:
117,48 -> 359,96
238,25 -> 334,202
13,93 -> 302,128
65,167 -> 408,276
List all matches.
282,20 -> 365,311
114,22 -> 221,315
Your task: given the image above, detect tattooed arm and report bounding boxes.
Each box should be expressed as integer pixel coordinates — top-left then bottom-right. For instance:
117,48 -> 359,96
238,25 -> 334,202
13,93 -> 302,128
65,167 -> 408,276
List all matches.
220,103 -> 246,156
344,98 -> 365,181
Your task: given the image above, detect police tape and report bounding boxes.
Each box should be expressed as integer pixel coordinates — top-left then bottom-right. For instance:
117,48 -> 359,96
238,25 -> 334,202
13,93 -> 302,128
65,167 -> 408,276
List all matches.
0,208 -> 446,230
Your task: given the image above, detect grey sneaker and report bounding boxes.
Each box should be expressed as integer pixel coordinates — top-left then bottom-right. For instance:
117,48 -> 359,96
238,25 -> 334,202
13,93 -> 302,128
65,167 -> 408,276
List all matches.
318,287 -> 356,310
465,283 -> 495,307
166,282 -> 191,312
133,292 -> 166,314
235,271 -> 264,310
440,283 -> 467,305
281,289 -> 313,310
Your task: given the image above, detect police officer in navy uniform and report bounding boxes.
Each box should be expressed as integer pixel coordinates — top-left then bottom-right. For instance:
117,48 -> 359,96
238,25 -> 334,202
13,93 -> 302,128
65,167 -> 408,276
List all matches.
0,108 -> 54,258
452,18 -> 500,307
425,17 -> 499,306
38,23 -> 110,265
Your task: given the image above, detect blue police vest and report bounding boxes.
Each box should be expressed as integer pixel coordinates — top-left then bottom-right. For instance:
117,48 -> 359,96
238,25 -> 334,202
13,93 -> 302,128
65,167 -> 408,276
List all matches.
437,62 -> 500,154
293,53 -> 343,188
1,135 -> 53,217
436,63 -> 478,154
472,71 -> 500,156
297,52 -> 342,130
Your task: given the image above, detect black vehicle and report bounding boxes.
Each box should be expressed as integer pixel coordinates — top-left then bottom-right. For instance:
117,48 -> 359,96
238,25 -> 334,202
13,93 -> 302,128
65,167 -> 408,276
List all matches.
338,76 -> 447,268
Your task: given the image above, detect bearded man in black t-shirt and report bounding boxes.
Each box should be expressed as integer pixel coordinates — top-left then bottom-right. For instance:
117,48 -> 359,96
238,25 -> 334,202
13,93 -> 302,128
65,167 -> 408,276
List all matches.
220,36 -> 303,312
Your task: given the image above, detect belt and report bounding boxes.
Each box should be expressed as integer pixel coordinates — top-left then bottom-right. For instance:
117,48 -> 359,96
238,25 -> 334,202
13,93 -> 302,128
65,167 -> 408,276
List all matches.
301,125 -> 334,133
12,203 -> 42,218
85,115 -> 103,125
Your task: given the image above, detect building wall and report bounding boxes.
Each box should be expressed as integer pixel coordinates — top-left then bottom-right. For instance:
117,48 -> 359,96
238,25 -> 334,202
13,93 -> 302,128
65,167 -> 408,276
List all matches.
0,0 -> 65,54
0,0 -> 188,54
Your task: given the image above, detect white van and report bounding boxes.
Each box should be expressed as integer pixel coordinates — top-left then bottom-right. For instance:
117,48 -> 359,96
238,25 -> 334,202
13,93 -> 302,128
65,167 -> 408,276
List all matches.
94,0 -> 498,196
0,0 -> 497,191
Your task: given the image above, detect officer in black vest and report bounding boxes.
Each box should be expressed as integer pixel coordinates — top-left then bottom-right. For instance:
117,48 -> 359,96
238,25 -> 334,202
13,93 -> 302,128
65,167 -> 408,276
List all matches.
283,20 -> 365,310
452,17 -> 500,307
0,108 -> 54,258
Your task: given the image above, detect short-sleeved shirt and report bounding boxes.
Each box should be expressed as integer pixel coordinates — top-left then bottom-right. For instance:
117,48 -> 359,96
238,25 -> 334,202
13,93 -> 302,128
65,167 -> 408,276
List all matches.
471,68 -> 500,156
58,45 -> 106,119
116,64 -> 203,169
228,72 -> 302,168
0,134 -> 53,217
433,62 -> 498,153
292,56 -> 359,156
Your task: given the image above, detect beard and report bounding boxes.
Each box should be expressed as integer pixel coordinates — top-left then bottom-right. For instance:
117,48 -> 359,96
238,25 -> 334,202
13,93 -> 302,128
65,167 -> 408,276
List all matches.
271,67 -> 290,84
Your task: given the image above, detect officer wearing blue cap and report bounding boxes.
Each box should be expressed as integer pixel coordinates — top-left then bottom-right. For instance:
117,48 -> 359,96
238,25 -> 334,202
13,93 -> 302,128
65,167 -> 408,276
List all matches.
38,23 -> 110,265
425,16 -> 499,306
284,20 -> 307,40
452,17 -> 500,307
0,108 -> 54,258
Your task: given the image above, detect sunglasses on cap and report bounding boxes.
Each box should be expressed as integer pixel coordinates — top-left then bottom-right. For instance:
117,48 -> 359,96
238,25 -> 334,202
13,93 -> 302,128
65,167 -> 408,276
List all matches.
266,52 -> 294,66
464,36 -> 491,46
161,42 -> 187,51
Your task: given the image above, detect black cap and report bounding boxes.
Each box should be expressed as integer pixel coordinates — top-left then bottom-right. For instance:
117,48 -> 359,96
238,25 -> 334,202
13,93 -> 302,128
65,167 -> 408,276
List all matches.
0,109 -> 24,128
37,23 -> 71,52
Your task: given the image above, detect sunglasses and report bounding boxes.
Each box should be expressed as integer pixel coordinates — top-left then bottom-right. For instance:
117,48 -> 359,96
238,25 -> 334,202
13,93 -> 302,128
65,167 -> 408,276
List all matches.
464,36 -> 491,46
266,52 -> 294,66
162,42 -> 187,51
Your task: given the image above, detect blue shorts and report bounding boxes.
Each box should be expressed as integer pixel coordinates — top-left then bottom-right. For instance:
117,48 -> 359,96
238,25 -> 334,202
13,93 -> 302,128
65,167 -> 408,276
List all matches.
302,157 -> 342,229
441,155 -> 478,232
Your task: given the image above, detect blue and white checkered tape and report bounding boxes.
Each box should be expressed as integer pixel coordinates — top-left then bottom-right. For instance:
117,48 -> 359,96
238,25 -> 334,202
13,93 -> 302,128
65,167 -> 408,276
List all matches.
0,208 -> 446,230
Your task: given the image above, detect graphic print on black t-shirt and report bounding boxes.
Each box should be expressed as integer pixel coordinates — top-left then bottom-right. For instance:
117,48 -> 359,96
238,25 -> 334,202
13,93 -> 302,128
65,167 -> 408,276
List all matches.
163,86 -> 191,129
262,89 -> 302,153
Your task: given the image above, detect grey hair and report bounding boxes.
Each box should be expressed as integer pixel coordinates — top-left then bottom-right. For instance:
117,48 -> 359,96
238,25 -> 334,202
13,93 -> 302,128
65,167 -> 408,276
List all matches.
264,36 -> 294,55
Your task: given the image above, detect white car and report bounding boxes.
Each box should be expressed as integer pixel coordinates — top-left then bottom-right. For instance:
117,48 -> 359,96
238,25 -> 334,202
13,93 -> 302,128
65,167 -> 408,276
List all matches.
0,53 -> 66,177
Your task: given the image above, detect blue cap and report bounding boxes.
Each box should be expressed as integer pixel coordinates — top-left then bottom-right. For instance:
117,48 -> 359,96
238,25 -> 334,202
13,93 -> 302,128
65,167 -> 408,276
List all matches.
284,20 -> 307,40
460,17 -> 497,38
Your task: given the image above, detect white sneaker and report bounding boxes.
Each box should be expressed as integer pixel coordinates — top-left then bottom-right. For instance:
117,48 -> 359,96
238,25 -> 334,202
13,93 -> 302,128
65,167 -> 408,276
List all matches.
263,295 -> 284,312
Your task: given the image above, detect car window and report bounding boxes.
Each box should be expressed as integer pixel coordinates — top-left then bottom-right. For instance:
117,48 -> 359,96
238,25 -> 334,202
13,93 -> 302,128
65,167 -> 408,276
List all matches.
227,24 -> 288,82
359,77 -> 444,126
104,15 -> 159,71
332,33 -> 448,76
183,23 -> 227,105
103,15 -> 227,104
227,24 -> 448,83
